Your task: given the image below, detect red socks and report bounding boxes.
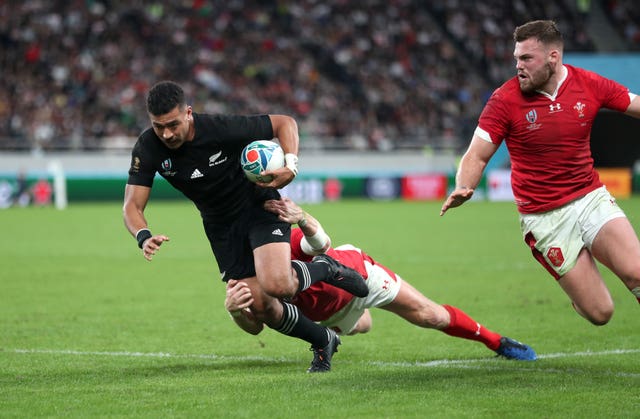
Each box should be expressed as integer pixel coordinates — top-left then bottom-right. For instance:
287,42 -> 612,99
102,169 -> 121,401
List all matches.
442,305 -> 502,351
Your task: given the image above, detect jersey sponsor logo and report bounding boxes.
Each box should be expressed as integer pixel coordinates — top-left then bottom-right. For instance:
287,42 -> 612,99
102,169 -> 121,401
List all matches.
525,109 -> 541,131
271,228 -> 283,236
546,247 -> 564,267
209,151 -> 228,166
190,169 -> 204,179
573,101 -> 586,118
548,103 -> 562,113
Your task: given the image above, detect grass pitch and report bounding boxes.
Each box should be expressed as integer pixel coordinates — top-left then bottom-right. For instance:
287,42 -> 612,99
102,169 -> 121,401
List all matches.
1,198 -> 639,418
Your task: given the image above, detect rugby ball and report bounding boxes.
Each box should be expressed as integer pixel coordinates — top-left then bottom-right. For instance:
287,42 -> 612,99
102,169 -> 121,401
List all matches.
240,140 -> 284,183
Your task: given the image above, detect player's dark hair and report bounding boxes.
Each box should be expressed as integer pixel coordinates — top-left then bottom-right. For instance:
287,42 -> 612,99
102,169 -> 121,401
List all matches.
513,20 -> 563,46
146,81 -> 186,116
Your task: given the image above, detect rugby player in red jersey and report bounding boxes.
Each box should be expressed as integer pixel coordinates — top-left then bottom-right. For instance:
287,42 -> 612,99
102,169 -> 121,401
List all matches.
441,20 -> 640,325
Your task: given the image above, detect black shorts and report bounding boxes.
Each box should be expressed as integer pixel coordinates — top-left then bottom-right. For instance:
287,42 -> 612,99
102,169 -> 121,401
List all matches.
203,203 -> 290,282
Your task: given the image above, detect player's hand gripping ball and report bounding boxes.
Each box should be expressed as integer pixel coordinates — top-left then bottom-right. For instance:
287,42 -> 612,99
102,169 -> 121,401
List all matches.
240,140 -> 285,183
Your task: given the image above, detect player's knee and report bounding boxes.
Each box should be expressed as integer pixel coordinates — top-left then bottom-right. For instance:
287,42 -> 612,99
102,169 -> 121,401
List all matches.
413,306 -> 447,329
574,301 -> 614,326
259,274 -> 296,299
587,307 -> 613,326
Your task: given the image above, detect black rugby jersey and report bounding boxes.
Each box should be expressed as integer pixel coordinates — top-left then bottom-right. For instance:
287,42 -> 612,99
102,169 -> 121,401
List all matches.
127,113 -> 280,222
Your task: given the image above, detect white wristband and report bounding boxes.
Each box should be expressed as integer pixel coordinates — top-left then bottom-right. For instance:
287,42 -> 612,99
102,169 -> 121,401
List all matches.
301,225 -> 330,253
284,153 -> 298,177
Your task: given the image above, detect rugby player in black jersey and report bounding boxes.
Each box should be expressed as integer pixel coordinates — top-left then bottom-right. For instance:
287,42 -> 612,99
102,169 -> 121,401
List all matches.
123,81 -> 367,372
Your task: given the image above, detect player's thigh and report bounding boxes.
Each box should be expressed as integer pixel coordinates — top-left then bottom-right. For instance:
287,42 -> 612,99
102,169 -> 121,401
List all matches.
590,217 -> 640,283
250,206 -> 293,297
380,280 -> 447,328
557,248 -> 613,322
253,242 -> 294,296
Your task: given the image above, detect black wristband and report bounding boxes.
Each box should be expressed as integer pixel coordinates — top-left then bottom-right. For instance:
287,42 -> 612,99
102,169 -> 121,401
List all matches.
136,229 -> 152,249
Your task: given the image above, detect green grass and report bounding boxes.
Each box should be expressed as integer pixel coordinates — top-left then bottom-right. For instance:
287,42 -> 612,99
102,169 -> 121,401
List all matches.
1,198 -> 639,418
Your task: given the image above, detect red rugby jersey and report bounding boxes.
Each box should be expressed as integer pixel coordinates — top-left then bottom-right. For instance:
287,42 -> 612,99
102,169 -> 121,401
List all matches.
476,64 -> 631,213
289,229 -> 373,322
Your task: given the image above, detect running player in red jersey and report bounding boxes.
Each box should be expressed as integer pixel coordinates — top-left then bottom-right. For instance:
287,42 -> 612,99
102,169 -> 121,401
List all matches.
225,197 -> 537,362
441,20 -> 640,325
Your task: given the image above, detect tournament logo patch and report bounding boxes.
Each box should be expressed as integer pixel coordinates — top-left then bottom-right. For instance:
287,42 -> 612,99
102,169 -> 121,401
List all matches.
161,159 -> 172,171
525,109 -> 541,131
546,247 -> 564,267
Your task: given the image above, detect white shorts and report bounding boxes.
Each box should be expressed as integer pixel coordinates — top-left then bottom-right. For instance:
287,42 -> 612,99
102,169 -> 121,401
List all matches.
319,258 -> 402,335
519,186 -> 625,278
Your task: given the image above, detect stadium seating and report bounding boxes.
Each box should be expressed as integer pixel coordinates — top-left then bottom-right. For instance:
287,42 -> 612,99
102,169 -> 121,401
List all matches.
0,1 -> 631,152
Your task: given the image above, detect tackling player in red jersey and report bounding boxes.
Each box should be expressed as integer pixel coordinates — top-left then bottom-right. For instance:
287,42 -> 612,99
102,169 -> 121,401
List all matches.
441,20 -> 640,325
225,197 -> 537,363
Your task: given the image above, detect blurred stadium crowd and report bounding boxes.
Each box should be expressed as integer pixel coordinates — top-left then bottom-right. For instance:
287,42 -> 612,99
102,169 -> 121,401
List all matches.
0,0 -> 637,152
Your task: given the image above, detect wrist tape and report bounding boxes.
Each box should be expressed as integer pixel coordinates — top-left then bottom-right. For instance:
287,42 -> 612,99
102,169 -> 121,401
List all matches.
136,228 -> 152,249
284,153 -> 298,176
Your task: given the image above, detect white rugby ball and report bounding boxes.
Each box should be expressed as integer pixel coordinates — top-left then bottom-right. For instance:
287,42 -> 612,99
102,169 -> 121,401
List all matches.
240,140 -> 284,183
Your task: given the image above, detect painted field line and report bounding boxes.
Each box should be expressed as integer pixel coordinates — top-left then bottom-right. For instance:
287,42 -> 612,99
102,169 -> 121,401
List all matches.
7,347 -> 640,368
375,348 -> 640,368
8,348 -> 290,363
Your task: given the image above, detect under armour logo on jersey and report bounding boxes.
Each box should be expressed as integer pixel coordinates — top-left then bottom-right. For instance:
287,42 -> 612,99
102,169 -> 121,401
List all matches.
549,103 -> 562,113
272,229 -> 283,236
190,169 -> 203,179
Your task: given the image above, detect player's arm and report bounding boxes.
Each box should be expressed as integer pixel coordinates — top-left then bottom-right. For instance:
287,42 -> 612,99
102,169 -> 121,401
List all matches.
264,197 -> 331,255
440,134 -> 500,216
257,115 -> 299,189
225,280 -> 264,335
123,184 -> 169,261
624,93 -> 640,119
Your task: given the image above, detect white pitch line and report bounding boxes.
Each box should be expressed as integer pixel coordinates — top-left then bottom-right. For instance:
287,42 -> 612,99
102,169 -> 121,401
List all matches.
6,347 -> 640,377
374,348 -> 640,367
538,348 -> 640,359
9,348 -> 291,363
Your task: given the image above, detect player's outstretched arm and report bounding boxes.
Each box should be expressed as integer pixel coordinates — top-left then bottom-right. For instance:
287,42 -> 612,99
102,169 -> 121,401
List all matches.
123,184 -> 170,261
440,135 -> 499,216
264,197 -> 331,254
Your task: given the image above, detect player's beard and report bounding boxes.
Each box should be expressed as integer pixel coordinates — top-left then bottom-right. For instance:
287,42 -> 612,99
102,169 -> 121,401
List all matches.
519,62 -> 554,94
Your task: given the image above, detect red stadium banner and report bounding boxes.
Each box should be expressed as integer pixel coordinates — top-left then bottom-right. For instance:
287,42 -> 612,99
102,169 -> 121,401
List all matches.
401,174 -> 447,201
